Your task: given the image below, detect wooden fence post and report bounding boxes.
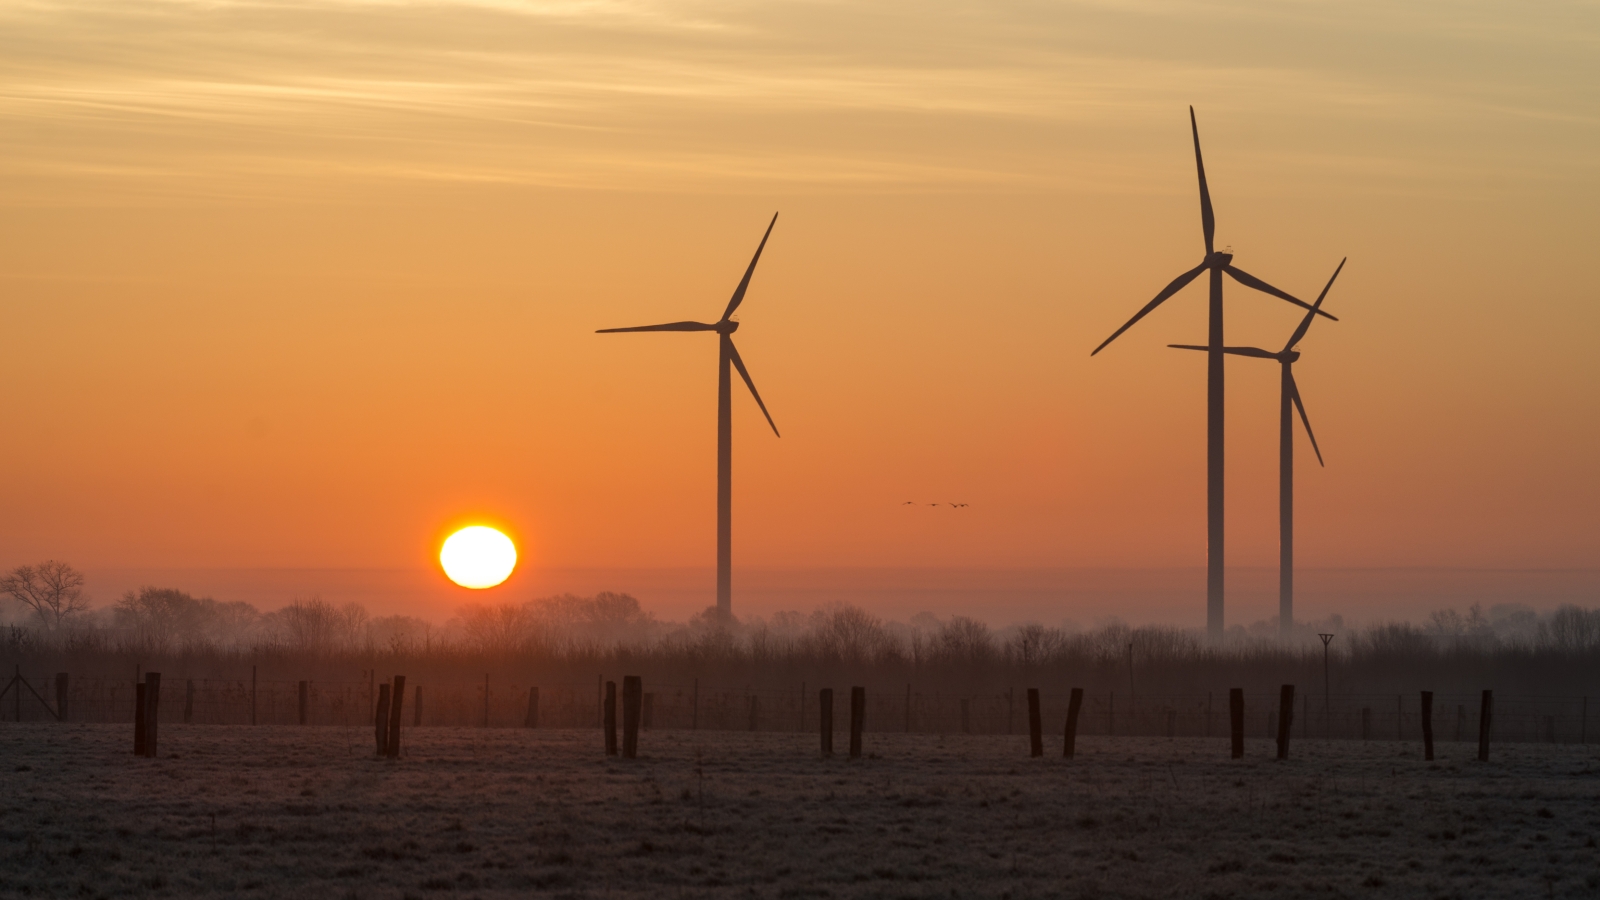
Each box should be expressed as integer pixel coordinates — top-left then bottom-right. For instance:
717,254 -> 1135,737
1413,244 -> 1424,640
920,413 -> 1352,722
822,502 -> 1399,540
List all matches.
134,681 -> 147,756
819,688 -> 834,757
298,681 -> 309,725
1420,691 -> 1434,761
1477,690 -> 1493,762
1275,685 -> 1294,760
849,687 -> 865,759
1063,688 -> 1083,759
144,673 -> 161,758
642,693 -> 653,731
1027,688 -> 1042,757
603,681 -> 618,756
184,679 -> 194,724
55,673 -> 69,722
622,676 -> 641,759
374,683 -> 391,757
526,687 -> 540,728
387,676 -> 406,759
414,685 -> 422,727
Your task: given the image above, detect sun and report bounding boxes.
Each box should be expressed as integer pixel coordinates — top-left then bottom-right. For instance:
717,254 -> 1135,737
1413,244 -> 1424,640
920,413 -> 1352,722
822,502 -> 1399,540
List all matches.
439,526 -> 518,589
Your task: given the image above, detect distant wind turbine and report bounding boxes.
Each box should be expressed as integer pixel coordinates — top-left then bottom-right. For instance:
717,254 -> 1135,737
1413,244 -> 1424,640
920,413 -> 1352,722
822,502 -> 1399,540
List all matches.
597,214 -> 781,619
1091,107 -> 1338,641
1170,258 -> 1345,638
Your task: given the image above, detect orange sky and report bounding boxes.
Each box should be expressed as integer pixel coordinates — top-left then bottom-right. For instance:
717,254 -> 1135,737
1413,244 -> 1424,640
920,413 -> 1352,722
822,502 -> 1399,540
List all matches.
2,1 -> 1597,613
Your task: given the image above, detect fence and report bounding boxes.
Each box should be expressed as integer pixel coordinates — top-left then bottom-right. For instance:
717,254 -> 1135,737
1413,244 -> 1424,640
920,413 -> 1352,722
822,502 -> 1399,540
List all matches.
0,670 -> 1591,745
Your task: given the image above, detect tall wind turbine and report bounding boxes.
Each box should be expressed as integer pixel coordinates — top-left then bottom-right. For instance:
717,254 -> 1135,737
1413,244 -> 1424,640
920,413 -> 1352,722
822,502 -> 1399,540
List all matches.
1091,108 -> 1337,642
597,214 -> 781,620
1169,259 -> 1345,638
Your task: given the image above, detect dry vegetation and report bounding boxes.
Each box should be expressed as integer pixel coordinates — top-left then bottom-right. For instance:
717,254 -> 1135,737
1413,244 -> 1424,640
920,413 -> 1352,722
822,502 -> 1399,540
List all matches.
3,723 -> 1599,899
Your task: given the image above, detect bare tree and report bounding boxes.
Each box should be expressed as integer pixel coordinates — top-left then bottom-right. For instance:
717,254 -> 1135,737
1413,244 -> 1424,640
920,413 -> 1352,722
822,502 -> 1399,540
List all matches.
1,560 -> 91,630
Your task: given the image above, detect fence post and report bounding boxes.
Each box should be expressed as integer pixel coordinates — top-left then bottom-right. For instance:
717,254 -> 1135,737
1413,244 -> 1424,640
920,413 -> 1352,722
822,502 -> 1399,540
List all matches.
387,676 -> 406,759
374,683 -> 391,757
1477,690 -> 1493,762
1229,688 -> 1244,759
604,681 -> 618,756
1063,688 -> 1084,758
298,681 -> 308,725
1275,685 -> 1294,760
414,685 -> 422,726
1420,691 -> 1434,761
184,679 -> 194,724
819,688 -> 834,757
1027,688 -> 1042,757
134,681 -> 147,756
55,673 -> 69,722
849,687 -> 865,759
144,673 -> 161,758
251,666 -> 257,726
622,676 -> 641,759
526,687 -> 539,729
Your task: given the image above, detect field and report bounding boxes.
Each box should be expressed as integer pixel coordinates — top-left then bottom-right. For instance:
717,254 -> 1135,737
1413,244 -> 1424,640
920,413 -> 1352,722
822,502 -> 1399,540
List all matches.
2,724 -> 1598,899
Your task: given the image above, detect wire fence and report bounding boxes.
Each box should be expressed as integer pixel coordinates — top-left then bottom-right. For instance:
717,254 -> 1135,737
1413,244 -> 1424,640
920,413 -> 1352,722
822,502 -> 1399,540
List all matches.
1,669 -> 1593,746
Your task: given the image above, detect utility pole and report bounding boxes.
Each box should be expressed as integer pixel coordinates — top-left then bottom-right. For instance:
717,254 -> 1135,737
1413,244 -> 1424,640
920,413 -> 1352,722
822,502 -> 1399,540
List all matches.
1319,633 -> 1334,738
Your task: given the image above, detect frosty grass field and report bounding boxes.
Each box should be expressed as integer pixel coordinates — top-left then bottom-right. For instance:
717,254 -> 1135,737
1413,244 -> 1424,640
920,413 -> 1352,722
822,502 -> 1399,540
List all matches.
2,724 -> 1597,899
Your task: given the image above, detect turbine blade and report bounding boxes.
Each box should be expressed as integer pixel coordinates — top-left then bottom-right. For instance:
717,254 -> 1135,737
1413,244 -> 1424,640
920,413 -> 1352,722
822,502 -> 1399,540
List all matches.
1166,344 -> 1279,359
1282,257 -> 1347,352
1289,373 -> 1324,466
1191,107 -> 1215,256
722,212 -> 779,322
596,321 -> 719,333
1224,265 -> 1339,321
728,340 -> 779,437
1090,261 -> 1208,356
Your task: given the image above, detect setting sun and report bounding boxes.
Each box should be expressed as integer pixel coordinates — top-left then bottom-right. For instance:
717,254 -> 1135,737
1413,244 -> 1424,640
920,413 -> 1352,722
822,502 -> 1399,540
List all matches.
439,526 -> 517,589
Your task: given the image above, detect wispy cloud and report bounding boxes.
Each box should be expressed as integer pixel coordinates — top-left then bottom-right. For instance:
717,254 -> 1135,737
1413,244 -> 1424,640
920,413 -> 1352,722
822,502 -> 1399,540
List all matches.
1,0 -> 1594,201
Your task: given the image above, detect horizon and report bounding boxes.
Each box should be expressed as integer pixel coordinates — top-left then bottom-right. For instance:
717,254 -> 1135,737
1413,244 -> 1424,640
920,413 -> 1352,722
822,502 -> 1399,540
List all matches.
54,564 -> 1600,631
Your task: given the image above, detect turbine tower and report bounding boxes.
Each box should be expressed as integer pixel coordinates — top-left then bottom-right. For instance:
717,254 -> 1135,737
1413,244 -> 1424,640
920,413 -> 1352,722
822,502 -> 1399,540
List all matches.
597,213 -> 781,619
1170,258 -> 1345,639
1091,109 -> 1337,641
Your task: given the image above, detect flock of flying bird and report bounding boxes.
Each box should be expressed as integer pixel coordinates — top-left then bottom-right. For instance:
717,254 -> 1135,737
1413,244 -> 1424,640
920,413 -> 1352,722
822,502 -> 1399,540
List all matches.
598,108 -> 1343,639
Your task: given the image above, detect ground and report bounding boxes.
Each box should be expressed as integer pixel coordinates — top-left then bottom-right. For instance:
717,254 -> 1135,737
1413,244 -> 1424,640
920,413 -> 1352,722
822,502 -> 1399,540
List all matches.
1,724 -> 1597,899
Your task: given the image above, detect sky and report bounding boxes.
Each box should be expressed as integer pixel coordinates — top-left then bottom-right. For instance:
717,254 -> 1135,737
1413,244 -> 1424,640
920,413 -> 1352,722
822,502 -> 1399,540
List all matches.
2,0 -> 1597,625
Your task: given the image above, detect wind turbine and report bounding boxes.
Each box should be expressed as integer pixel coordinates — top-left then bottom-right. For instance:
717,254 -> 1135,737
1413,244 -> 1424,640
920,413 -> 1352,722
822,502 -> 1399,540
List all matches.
1091,108 -> 1338,642
1169,258 -> 1345,639
597,214 -> 781,620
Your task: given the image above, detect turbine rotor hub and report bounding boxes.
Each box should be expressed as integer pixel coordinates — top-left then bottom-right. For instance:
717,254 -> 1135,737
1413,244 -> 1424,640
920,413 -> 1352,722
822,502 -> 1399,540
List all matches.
1207,251 -> 1234,268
